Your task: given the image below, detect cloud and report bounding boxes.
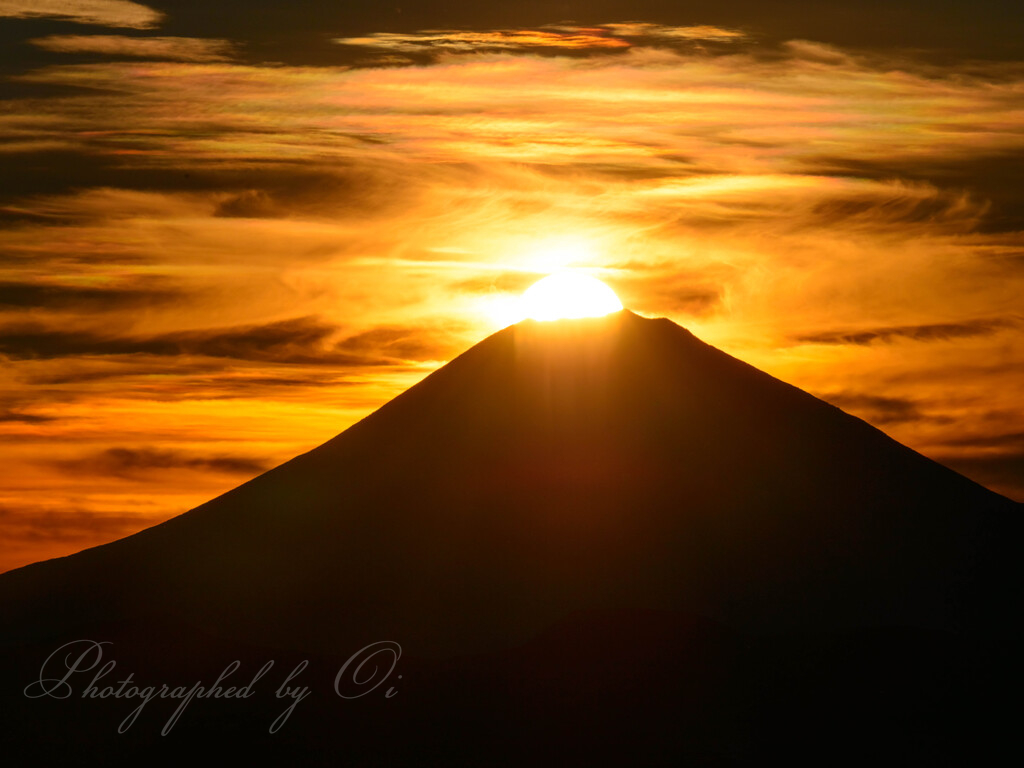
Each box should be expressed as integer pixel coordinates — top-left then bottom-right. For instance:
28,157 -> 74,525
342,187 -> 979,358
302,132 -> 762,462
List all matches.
0,316 -> 349,364
0,500 -> 181,572
4,1 -> 1016,67
334,29 -> 631,54
2,41 -> 1020,379
0,316 -> 461,366
335,325 -> 463,362
454,271 -> 541,295
942,431 -> 1024,450
782,40 -> 853,64
0,504 -> 159,544
0,409 -> 56,424
818,392 -> 924,425
31,35 -> 234,62
20,361 -> 351,397
801,182 -> 984,233
928,427 -> 1024,501
601,23 -> 745,41
212,189 -> 282,218
335,23 -> 746,58
801,152 -> 1024,235
6,43 -> 1023,187
794,319 -> 1016,347
0,277 -> 181,311
0,0 -> 161,29
935,453 -> 1024,502
208,168 -> 413,219
49,446 -> 269,478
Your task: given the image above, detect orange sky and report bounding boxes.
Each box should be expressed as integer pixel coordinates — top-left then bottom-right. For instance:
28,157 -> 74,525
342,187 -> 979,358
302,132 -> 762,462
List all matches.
2,7 -> 1023,572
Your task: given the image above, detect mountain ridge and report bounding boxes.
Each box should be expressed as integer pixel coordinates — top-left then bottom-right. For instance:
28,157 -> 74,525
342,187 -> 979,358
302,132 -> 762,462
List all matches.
0,310 -> 1013,657
0,308 -> 1017,764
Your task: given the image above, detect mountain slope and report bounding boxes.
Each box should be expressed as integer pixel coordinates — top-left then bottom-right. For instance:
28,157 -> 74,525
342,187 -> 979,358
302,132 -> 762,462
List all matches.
0,310 -> 1013,657
1,309 -> 1018,765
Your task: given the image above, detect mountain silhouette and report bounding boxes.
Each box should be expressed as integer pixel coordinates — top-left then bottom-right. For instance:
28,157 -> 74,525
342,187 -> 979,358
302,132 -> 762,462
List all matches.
0,310 -> 1018,764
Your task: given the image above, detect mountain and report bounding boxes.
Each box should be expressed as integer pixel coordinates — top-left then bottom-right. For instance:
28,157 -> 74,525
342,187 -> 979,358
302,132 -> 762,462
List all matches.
0,310 -> 1017,764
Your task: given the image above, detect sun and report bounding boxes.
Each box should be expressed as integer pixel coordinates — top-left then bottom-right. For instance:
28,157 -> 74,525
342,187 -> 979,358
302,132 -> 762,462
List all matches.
521,271 -> 623,321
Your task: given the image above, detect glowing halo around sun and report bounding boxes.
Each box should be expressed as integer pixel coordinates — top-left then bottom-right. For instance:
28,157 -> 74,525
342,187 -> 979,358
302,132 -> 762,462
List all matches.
520,272 -> 623,321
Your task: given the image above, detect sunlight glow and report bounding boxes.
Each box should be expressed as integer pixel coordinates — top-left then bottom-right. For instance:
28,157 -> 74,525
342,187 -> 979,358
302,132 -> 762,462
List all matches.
521,272 -> 623,321
526,236 -> 597,272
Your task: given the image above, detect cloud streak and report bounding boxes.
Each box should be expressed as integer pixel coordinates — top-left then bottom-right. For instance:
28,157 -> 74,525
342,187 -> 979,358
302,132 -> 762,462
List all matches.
334,23 -> 744,57
0,277 -> 181,310
0,0 -> 161,29
0,316 -> 460,365
49,446 -> 269,478
31,35 -> 235,62
0,409 -> 57,424
819,392 -> 925,425
795,319 -> 1017,347
335,29 -> 630,54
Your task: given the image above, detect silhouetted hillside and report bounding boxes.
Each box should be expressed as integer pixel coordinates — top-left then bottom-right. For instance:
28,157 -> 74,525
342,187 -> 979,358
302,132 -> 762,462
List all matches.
0,311 -> 1017,764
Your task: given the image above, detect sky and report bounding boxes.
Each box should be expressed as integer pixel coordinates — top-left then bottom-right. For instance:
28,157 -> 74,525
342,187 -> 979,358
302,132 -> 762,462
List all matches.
1,0 -> 1022,572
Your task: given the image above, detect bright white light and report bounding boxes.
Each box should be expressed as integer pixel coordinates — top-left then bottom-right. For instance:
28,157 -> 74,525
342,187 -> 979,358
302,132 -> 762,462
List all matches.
528,237 -> 595,272
521,271 -> 623,321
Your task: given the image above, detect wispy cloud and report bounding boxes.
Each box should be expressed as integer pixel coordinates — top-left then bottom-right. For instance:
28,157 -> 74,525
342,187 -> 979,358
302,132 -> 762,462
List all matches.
0,409 -> 57,425
0,316 -> 342,364
0,316 -> 462,365
794,318 -> 1017,347
601,23 -> 745,41
934,453 -> 1024,502
0,503 -> 166,572
0,0 -> 161,29
335,28 -> 631,54
31,35 -> 235,62
0,276 -> 181,310
819,392 -> 926,425
335,24 -> 745,57
0,504 -> 158,543
49,446 -> 270,478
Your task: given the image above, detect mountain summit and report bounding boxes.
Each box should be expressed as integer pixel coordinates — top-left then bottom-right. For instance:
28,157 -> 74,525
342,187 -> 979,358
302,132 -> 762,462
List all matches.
0,310 -> 1017,763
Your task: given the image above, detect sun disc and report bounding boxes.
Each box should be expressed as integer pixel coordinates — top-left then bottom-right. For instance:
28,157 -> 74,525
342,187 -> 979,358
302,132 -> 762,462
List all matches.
521,272 -> 623,321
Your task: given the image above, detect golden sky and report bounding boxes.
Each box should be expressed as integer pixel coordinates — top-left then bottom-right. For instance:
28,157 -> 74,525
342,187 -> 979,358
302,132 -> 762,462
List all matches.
1,3 -> 1023,572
